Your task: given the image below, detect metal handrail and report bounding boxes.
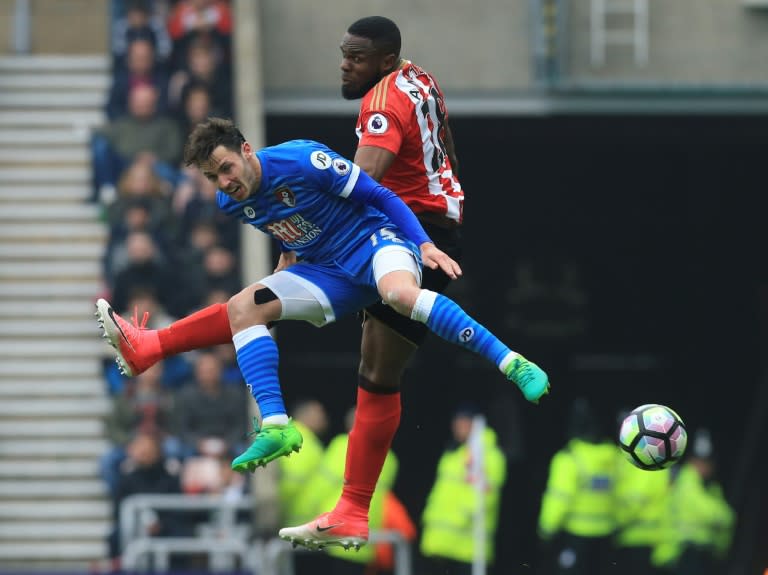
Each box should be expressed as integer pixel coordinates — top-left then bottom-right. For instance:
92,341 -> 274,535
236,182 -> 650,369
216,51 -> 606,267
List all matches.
119,493 -> 251,552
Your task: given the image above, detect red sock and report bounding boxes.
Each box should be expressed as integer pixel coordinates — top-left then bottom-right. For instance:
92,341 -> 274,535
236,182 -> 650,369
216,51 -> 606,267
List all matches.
335,384 -> 401,520
157,303 -> 232,356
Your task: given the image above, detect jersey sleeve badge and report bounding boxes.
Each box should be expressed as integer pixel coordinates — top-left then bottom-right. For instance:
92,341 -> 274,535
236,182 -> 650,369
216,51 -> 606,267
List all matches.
366,113 -> 389,135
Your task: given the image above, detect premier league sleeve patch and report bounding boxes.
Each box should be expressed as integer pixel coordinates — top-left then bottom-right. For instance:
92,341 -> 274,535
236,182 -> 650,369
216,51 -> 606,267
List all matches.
366,113 -> 389,135
332,158 -> 350,176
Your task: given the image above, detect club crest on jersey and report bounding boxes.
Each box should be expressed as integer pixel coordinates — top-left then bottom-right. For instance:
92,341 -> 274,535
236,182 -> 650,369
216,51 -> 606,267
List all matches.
274,186 -> 296,207
243,206 -> 256,219
367,113 -> 388,135
332,158 -> 350,176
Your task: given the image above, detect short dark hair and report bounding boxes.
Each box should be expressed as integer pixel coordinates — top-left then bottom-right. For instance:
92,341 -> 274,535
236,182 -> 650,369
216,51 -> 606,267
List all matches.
347,16 -> 401,58
184,117 -> 245,168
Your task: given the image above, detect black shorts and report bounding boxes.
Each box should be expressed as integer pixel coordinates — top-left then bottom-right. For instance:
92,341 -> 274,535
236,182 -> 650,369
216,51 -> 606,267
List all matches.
362,221 -> 464,346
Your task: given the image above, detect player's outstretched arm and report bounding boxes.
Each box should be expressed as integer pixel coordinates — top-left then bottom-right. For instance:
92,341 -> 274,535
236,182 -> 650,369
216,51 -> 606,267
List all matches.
420,242 -> 462,280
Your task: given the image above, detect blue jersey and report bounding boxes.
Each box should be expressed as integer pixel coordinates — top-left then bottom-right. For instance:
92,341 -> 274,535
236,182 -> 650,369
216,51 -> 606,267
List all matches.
217,140 -> 430,265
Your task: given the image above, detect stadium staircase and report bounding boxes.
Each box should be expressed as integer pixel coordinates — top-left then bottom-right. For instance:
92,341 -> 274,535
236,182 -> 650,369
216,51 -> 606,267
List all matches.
0,54 -> 113,570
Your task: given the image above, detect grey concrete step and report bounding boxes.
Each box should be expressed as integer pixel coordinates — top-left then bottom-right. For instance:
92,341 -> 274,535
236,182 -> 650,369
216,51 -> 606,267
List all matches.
0,202 -> 99,220
0,243 -> 104,259
0,378 -> 104,396
0,339 -> 106,358
0,520 -> 110,539
0,110 -> 104,128
0,479 -> 105,498
0,398 -> 110,417
0,281 -> 101,298
0,55 -> 109,72
0,166 -> 90,183
0,500 -> 109,519
0,128 -> 91,145
0,319 -> 101,336
0,145 -> 89,163
0,260 -> 101,279
0,184 -> 90,202
0,439 -> 108,458
0,299 -> 97,316
0,222 -> 105,240
0,318 -> 101,339
0,359 -> 100,378
0,92 -> 105,108
1,74 -> 109,90
0,459 -> 100,478
0,419 -> 103,437
0,541 -> 107,560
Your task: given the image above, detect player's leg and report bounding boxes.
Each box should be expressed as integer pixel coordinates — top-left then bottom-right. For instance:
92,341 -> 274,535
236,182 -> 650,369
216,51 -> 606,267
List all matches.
377,264 -> 550,404
96,298 -> 233,376
229,270 -> 340,472
293,228 -> 461,545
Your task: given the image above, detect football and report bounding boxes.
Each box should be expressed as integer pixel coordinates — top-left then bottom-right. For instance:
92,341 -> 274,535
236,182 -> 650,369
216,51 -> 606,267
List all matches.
618,404 -> 687,470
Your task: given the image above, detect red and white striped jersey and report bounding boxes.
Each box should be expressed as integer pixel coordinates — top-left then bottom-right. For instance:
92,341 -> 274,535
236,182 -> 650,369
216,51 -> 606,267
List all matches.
355,60 -> 464,223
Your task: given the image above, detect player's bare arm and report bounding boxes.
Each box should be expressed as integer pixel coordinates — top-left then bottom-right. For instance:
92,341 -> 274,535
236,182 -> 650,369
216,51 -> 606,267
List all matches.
354,145 -> 396,182
420,242 -> 462,280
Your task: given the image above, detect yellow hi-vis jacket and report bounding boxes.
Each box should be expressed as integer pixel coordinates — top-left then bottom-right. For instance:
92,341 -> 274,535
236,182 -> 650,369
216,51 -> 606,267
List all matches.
277,421 -> 326,526
420,428 -> 507,564
651,462 -> 735,567
538,438 -> 618,540
614,459 -> 671,548
302,433 -> 399,564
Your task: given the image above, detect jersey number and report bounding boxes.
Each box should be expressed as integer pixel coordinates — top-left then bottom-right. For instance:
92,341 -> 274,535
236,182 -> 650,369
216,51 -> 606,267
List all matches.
369,228 -> 403,246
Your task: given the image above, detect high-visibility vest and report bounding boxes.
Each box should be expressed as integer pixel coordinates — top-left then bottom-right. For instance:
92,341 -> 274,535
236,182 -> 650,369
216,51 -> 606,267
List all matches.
652,462 -> 735,566
614,459 -> 671,547
538,438 -> 618,539
420,428 -> 507,564
277,421 -> 325,525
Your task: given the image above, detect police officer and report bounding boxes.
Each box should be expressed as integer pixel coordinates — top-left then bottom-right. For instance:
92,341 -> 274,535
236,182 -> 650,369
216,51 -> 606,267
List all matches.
537,398 -> 618,575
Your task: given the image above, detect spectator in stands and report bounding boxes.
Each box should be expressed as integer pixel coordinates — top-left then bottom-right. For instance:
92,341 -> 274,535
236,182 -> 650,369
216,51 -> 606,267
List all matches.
92,82 -> 183,203
173,350 -> 248,459
176,80 -> 215,139
109,230 -> 177,316
168,38 -> 232,118
106,37 -> 169,121
107,431 -> 187,562
211,342 -> 243,387
167,0 -> 232,72
111,0 -> 172,73
100,361 -> 178,494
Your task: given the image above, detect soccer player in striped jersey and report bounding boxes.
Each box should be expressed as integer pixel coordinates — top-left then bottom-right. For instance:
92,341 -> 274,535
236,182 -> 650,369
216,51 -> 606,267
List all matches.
280,17 -> 548,549
95,117 -> 549,550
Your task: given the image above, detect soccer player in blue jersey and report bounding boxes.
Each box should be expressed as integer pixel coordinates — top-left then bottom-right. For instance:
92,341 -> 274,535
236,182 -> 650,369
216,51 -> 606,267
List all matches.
96,117 -> 549,549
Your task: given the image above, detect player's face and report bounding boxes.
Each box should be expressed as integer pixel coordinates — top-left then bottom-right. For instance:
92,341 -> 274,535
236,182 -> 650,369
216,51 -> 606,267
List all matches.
201,144 -> 257,202
340,34 -> 387,100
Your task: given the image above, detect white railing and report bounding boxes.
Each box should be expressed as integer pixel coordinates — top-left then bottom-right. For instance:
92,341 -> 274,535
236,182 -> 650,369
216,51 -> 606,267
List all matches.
119,493 -> 413,575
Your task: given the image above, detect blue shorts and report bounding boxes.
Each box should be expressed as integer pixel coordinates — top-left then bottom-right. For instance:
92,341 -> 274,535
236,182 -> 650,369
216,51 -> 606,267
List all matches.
260,227 -> 421,326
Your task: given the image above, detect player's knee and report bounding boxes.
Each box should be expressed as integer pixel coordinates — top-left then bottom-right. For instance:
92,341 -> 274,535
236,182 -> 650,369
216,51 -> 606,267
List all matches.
381,286 -> 419,317
227,287 -> 278,330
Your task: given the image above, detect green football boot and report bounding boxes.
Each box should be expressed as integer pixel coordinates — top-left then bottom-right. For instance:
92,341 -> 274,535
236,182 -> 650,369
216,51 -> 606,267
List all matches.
505,355 -> 550,404
231,418 -> 303,473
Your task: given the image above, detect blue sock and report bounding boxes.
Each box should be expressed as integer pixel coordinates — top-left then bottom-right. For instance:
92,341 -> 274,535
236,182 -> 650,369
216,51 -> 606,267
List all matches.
232,325 -> 286,419
411,290 -> 511,367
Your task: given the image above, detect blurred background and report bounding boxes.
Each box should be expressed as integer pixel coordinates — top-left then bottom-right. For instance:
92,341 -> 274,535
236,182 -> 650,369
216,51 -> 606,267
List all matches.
0,0 -> 766,574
